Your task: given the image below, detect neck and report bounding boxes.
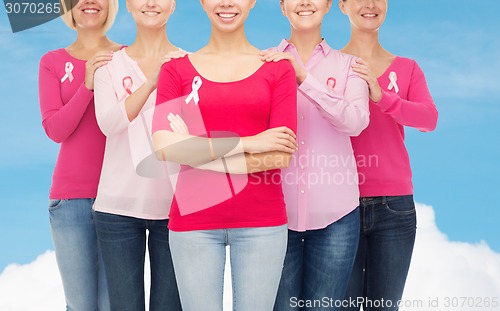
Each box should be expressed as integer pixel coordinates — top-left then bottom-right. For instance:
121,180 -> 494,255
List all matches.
128,26 -> 174,57
72,28 -> 110,50
205,26 -> 252,54
342,28 -> 384,59
288,28 -> 323,61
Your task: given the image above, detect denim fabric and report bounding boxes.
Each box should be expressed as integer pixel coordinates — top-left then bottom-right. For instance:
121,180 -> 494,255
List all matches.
169,225 -> 288,311
49,198 -> 109,311
274,208 -> 360,311
93,211 -> 181,311
342,195 -> 417,311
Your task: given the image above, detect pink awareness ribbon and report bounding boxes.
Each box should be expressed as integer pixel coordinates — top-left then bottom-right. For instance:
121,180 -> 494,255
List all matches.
60,62 -> 74,83
387,71 -> 399,93
185,76 -> 202,105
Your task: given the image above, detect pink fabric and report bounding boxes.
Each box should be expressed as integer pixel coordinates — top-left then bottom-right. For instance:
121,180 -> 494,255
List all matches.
276,39 -> 370,231
38,49 -> 105,199
93,49 -> 173,220
154,56 -> 297,231
351,56 -> 438,197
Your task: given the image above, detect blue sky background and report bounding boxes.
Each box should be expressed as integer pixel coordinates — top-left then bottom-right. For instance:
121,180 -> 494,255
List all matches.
1,0 -> 499,270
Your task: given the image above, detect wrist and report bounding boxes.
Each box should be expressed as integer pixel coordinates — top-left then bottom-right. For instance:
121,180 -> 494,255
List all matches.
241,137 -> 253,153
297,71 -> 307,85
371,90 -> 382,103
84,81 -> 93,92
144,79 -> 157,91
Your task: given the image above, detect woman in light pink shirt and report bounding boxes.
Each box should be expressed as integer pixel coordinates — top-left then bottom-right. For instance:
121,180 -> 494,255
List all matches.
261,0 -> 369,309
92,0 -> 183,310
38,0 -> 120,309
339,1 -> 438,310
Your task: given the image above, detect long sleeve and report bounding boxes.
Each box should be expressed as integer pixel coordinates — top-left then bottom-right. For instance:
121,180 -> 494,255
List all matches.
298,60 -> 369,136
94,64 -> 131,136
375,61 -> 438,132
39,53 -> 94,143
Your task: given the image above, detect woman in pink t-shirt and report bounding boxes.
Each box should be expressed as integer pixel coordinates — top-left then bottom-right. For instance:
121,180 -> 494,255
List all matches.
339,1 -> 438,310
38,0 -> 120,309
151,0 -> 298,309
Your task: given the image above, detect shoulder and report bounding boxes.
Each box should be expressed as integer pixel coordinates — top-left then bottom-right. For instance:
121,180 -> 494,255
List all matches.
102,49 -> 127,73
393,56 -> 418,69
331,49 -> 360,67
263,59 -> 294,74
39,48 -> 67,66
161,55 -> 191,76
391,56 -> 427,79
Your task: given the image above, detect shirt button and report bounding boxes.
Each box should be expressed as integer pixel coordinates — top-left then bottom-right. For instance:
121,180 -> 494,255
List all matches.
300,115 -> 305,120
301,141 -> 305,145
301,166 -> 305,170
300,190 -> 305,194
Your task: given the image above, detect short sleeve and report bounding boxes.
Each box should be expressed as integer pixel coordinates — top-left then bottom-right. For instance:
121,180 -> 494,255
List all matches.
269,60 -> 298,133
152,59 -> 183,133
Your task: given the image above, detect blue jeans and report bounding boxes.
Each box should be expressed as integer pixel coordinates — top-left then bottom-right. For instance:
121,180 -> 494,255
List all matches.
274,208 -> 360,311
342,195 -> 416,311
49,198 -> 109,311
169,225 -> 288,311
93,211 -> 181,311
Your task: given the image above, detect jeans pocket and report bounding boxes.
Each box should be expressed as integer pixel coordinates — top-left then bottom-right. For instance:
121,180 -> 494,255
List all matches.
48,199 -> 66,211
383,195 -> 416,215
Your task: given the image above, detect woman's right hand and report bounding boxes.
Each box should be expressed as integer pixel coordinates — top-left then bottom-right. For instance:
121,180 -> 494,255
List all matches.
148,49 -> 188,88
243,126 -> 297,154
351,58 -> 383,102
84,51 -> 113,90
260,50 -> 307,84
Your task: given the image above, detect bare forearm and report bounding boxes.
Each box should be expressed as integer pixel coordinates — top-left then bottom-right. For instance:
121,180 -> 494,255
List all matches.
194,151 -> 292,174
125,80 -> 156,122
152,131 -> 243,166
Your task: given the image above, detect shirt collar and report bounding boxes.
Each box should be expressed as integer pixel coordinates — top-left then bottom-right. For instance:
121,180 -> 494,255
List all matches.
276,38 -> 333,56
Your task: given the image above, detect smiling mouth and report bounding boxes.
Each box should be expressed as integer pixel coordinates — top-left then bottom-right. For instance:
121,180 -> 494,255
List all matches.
361,13 -> 378,18
82,8 -> 99,14
217,13 -> 238,19
142,11 -> 160,16
297,11 -> 314,16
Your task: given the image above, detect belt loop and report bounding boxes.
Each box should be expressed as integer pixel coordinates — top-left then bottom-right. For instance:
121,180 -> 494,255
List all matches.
382,196 -> 387,204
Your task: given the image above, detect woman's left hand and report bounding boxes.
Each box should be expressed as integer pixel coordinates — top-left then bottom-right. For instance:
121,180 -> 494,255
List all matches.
148,49 -> 188,88
260,50 -> 307,84
167,113 -> 189,135
351,58 -> 382,102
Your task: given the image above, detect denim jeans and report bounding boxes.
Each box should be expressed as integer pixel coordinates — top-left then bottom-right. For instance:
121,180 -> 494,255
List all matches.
169,224 -> 288,311
93,211 -> 181,311
342,195 -> 417,311
274,208 -> 360,311
49,198 -> 109,311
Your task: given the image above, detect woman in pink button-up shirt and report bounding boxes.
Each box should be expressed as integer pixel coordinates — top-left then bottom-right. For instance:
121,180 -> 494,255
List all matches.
261,0 -> 369,309
339,0 -> 438,311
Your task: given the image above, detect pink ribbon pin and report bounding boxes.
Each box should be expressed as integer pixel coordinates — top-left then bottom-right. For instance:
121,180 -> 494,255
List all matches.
118,76 -> 133,101
60,62 -> 74,83
185,76 -> 203,105
123,76 -> 133,95
388,71 -> 399,93
326,77 -> 336,91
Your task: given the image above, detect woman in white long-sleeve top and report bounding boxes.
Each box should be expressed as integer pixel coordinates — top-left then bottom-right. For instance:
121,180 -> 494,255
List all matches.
92,0 -> 183,310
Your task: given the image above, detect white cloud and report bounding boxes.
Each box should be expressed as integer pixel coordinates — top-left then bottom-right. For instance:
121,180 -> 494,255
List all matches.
402,204 -> 500,311
1,204 -> 499,311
